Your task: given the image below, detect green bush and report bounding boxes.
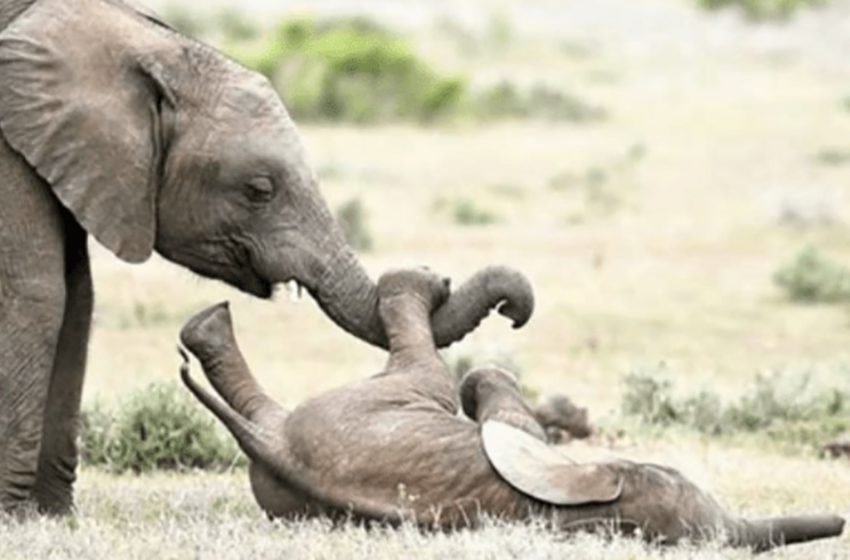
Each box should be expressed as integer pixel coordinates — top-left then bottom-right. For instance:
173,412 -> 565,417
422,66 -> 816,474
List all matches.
697,0 -> 827,20
773,246 -> 850,303
230,17 -> 466,123
815,148 -> 850,167
621,372 -> 680,426
621,368 -> 850,451
158,7 -> 607,125
80,383 -> 242,473
336,198 -> 373,252
475,81 -> 605,123
450,198 -> 499,226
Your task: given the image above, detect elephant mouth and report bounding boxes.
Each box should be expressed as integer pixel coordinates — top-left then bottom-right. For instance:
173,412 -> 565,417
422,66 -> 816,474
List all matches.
237,271 -> 274,299
216,243 -> 276,299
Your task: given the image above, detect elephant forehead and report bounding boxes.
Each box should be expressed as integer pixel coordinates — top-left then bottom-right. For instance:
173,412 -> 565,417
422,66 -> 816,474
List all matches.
215,73 -> 293,124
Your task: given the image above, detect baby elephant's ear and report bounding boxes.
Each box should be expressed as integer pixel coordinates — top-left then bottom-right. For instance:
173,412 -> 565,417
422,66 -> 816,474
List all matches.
481,421 -> 623,506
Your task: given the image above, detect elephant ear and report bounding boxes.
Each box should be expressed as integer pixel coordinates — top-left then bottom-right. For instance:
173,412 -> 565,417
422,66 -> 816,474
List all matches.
0,0 -> 172,263
481,421 -> 623,505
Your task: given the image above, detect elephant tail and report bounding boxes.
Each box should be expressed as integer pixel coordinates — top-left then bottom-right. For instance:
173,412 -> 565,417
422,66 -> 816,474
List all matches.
731,514 -> 845,551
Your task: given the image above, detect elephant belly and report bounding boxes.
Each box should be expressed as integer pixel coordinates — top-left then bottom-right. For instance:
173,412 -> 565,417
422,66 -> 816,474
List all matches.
285,394 -> 531,524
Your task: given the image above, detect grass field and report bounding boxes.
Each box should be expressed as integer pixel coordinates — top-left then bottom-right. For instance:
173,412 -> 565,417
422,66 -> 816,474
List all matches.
1,442 -> 848,559
6,0 -> 850,557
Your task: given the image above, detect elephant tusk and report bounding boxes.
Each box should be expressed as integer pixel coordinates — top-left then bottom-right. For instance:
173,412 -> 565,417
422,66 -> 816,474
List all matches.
286,280 -> 303,303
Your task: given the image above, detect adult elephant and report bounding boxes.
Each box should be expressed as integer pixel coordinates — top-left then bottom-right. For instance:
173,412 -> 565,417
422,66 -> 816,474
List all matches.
0,0 -> 533,514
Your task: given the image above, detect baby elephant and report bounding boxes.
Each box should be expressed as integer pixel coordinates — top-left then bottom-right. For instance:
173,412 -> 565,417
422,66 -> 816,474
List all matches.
179,269 -> 845,551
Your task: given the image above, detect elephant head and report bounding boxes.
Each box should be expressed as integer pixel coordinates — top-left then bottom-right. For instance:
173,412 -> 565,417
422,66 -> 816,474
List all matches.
0,0 -> 533,348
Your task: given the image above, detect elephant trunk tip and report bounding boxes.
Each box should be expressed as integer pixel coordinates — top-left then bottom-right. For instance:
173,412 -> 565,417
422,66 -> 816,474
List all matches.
738,513 -> 846,552
483,265 -> 534,329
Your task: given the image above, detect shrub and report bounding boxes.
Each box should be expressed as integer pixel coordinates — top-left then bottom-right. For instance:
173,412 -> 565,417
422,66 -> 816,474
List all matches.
815,148 -> 850,166
620,368 -> 850,451
336,198 -> 374,252
230,17 -> 466,124
621,372 -> 680,426
450,198 -> 499,226
474,81 -> 605,123
773,246 -> 850,303
80,383 -> 242,473
697,0 -> 827,20
159,8 -> 607,125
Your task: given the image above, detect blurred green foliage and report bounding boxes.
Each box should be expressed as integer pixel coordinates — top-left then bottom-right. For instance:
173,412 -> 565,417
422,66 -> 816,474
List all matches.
159,6 -> 602,125
774,246 -> 850,303
81,383 -> 242,473
440,197 -> 500,226
697,0 -> 827,20
815,147 -> 850,167
474,81 -> 605,122
622,368 -> 850,452
229,17 -> 465,123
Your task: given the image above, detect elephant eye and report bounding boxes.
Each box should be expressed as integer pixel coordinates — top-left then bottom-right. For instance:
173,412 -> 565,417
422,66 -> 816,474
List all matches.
244,177 -> 275,204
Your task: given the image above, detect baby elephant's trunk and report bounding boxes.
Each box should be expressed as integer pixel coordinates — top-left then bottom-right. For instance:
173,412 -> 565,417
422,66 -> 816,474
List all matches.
732,514 -> 845,552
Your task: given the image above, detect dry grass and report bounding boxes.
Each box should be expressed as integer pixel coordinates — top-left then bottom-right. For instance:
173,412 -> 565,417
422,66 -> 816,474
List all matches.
1,440 -> 847,559
14,0 -> 850,556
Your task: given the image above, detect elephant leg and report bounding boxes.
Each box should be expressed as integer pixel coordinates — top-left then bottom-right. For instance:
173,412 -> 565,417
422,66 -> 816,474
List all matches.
0,141 -> 69,512
31,222 -> 92,515
459,367 -> 547,441
0,294 -> 63,512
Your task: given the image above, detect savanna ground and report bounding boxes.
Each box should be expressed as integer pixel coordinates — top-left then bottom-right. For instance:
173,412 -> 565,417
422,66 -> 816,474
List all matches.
5,0 -> 850,557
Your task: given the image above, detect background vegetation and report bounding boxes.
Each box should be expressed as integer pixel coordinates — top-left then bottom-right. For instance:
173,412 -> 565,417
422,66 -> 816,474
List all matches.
697,0 -> 826,20
8,0 -> 850,557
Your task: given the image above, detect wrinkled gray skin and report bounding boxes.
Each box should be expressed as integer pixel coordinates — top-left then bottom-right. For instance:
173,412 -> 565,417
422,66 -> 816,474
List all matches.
0,0 -> 534,514
180,270 -> 844,552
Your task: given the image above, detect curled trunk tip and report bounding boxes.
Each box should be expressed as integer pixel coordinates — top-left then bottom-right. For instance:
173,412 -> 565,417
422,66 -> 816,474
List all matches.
431,265 -> 535,348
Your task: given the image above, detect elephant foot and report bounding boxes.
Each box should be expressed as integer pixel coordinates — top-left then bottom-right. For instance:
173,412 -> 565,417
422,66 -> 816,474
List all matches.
31,459 -> 77,516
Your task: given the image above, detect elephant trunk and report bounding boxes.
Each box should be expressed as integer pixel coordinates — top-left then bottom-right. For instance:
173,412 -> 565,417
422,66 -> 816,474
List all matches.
311,235 -> 535,349
310,237 -> 387,348
430,266 -> 534,348
179,302 -> 283,423
731,514 -> 845,551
